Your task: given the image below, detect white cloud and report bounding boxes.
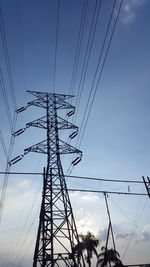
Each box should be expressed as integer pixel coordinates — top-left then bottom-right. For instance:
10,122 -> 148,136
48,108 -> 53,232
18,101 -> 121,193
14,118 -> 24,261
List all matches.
70,191 -> 99,202
97,225 -> 130,243
122,0 -> 146,24
69,191 -> 80,197
81,193 -> 99,201
76,216 -> 98,236
19,179 -> 31,188
136,224 -> 150,243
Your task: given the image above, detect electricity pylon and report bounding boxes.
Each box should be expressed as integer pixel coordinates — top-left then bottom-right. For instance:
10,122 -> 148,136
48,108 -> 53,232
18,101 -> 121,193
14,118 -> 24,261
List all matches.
10,91 -> 85,267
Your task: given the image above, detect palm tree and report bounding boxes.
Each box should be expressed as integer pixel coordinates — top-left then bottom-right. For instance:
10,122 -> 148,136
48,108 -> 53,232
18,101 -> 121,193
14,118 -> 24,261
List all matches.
97,247 -> 124,267
73,232 -> 99,267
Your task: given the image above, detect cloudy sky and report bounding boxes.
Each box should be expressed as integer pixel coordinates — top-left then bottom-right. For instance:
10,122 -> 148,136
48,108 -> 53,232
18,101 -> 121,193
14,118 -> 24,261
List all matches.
0,0 -> 150,266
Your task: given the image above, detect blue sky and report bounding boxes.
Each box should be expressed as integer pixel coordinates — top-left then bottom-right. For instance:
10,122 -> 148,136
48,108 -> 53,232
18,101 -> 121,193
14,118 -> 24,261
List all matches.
0,0 -> 150,266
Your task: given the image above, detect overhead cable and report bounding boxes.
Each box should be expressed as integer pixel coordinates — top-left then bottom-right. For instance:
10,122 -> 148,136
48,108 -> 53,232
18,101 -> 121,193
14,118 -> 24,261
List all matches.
0,4 -> 17,109
78,0 -> 123,149
73,0 -> 103,125
53,0 -> 60,93
0,171 -> 145,184
77,0 -> 117,148
0,3 -> 18,222
6,183 -> 41,266
69,0 -> 88,96
0,129 -> 8,160
0,68 -> 13,130
68,0 -> 122,174
67,188 -> 147,196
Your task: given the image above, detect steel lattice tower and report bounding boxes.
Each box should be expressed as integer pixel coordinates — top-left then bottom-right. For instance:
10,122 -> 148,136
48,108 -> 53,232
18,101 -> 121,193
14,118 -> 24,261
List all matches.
11,91 -> 85,267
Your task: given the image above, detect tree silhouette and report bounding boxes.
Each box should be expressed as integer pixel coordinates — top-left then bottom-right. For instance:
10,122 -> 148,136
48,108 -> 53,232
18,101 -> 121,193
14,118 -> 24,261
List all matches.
97,247 -> 124,267
73,232 -> 99,267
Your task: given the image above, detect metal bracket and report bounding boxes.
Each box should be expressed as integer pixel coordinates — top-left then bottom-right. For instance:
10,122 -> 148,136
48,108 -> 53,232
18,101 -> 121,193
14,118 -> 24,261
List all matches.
142,176 -> 150,198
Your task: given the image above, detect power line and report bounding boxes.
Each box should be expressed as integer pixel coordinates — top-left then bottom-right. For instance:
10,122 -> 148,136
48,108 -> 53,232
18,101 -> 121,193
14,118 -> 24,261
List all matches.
9,207 -> 40,267
109,195 -> 143,233
0,4 -> 17,110
53,0 -> 60,93
69,0 -> 88,96
67,188 -> 147,196
66,0 -> 89,146
67,174 -> 144,184
73,0 -> 103,125
0,129 -> 8,160
0,121 -> 17,223
6,182 -> 42,267
68,0 -> 122,174
0,68 -> 13,130
6,158 -> 44,266
121,197 -> 148,261
77,0 -> 117,148
78,0 -> 124,149
0,3 -> 18,223
0,171 -> 43,175
0,171 -> 145,184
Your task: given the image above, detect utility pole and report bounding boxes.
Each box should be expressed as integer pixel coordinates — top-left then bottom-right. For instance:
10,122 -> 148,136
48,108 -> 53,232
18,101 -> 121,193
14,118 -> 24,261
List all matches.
104,193 -> 116,251
10,91 -> 85,267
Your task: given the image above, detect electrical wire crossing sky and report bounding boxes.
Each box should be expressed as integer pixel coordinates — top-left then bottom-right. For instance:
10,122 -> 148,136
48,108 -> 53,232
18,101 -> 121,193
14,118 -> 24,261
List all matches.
0,0 -> 150,266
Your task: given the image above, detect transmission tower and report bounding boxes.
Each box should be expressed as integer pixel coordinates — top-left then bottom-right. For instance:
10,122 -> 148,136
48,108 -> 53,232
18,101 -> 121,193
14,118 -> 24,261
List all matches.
10,91 -> 85,267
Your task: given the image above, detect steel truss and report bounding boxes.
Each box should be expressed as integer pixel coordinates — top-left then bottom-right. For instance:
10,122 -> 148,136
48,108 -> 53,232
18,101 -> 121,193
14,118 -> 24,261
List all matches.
22,91 -> 85,267
142,176 -> 150,198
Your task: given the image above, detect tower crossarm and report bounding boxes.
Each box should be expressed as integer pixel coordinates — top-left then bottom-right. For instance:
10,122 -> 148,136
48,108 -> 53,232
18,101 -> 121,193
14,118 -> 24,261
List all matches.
27,90 -> 74,100
27,96 -> 47,108
142,176 -> 150,198
24,139 -> 48,154
57,116 -> 78,131
26,116 -> 47,129
26,115 -> 78,131
27,90 -> 75,110
27,98 -> 75,110
55,99 -> 75,110
24,139 -> 82,156
59,140 -> 81,155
